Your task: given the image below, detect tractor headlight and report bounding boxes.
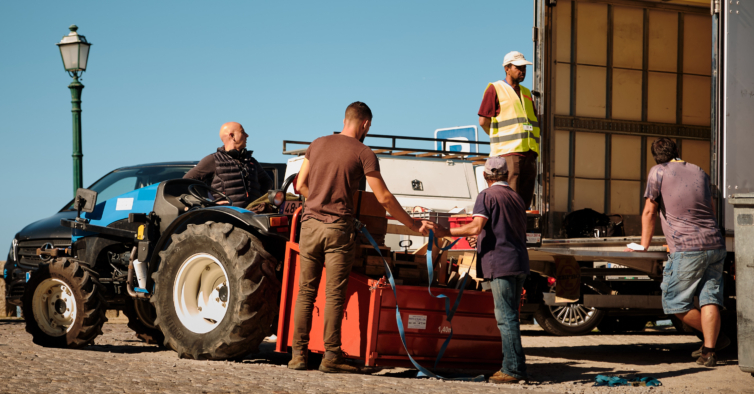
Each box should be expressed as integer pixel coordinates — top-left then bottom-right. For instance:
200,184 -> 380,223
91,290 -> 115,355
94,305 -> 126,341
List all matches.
9,238 -> 18,262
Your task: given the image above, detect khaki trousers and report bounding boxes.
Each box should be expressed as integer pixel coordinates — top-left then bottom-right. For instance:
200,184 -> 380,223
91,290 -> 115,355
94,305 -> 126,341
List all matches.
292,218 -> 356,352
504,154 -> 538,208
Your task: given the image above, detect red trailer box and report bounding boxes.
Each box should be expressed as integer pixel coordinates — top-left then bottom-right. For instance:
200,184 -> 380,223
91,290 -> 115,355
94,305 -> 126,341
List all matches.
275,208 -> 502,369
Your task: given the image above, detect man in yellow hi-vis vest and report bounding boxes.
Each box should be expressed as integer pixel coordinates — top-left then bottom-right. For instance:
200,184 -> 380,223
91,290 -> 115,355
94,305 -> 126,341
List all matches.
478,51 -> 540,208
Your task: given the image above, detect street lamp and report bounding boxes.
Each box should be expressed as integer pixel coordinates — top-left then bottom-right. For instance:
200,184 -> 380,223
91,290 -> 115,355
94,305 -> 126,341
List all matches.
57,25 -> 92,196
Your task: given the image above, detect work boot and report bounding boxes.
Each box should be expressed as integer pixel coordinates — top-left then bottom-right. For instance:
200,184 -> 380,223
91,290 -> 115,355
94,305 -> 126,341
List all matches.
488,371 -> 522,384
318,351 -> 361,374
288,349 -> 308,370
696,352 -> 718,367
691,332 -> 731,357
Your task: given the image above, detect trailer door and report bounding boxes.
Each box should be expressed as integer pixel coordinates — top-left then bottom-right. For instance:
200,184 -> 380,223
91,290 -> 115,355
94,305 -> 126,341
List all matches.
718,0 -> 754,235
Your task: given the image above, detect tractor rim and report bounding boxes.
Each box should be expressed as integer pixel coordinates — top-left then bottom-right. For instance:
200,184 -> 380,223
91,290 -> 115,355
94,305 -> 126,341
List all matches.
32,278 -> 78,337
173,253 -> 230,334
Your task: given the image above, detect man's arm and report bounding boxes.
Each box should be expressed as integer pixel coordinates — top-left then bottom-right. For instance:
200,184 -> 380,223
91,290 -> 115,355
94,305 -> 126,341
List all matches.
639,198 -> 659,250
295,158 -> 311,199
184,155 -> 215,184
366,171 -> 425,233
479,117 -> 491,135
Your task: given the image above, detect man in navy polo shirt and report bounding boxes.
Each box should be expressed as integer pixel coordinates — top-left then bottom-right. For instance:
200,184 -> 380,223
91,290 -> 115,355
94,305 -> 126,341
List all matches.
431,156 -> 529,383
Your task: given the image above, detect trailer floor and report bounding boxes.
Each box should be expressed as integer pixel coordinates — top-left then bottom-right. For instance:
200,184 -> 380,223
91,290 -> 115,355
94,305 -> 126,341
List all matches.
0,318 -> 750,393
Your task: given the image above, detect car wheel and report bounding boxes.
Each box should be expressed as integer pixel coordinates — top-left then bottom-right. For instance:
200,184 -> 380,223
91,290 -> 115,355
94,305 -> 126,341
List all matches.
534,287 -> 605,336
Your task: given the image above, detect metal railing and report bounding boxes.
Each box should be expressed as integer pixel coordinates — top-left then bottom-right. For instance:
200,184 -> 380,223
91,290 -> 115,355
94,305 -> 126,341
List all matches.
283,132 -> 490,161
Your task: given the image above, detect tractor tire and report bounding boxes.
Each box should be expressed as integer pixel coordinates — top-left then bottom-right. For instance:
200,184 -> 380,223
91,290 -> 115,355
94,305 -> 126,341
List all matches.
534,287 -> 605,336
151,222 -> 279,360
22,258 -> 107,349
122,298 -> 164,345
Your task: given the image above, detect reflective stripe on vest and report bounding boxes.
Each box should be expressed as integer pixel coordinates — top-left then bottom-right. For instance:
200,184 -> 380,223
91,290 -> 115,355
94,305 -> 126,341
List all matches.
488,82 -> 540,156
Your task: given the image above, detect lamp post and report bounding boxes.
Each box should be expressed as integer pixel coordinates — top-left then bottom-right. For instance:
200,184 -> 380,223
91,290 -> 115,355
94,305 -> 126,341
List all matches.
57,25 -> 92,196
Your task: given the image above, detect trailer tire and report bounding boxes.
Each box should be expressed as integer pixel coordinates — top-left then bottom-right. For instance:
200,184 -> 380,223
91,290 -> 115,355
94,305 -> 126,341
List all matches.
22,258 -> 107,349
534,289 -> 605,336
122,299 -> 164,345
152,222 -> 278,360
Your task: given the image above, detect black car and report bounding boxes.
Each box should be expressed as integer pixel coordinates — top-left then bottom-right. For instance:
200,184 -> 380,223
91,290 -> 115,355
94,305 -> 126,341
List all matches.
4,160 -> 286,308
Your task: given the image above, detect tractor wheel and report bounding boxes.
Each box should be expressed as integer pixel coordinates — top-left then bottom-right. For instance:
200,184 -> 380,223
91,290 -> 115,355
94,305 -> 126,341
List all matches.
122,298 -> 164,345
22,258 -> 107,349
151,222 -> 279,360
534,287 -> 605,336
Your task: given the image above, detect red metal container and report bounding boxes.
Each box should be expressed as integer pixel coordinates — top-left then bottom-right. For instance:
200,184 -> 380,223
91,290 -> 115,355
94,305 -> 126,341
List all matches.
448,216 -> 474,250
275,208 -> 502,369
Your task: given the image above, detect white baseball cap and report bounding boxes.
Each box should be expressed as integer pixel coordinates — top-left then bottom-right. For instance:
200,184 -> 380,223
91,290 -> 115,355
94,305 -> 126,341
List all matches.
502,51 -> 533,67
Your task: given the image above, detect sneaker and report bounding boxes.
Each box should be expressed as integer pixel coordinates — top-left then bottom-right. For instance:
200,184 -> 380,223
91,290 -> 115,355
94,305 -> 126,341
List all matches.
288,349 -> 308,370
691,333 -> 731,357
318,352 -> 361,374
488,371 -> 522,384
696,353 -> 718,367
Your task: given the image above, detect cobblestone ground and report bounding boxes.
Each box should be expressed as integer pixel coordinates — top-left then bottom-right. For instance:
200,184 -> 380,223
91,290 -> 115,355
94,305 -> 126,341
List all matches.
0,318 -> 751,394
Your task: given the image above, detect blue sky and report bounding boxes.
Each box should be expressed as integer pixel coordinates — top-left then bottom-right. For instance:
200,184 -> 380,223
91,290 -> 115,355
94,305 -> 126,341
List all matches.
0,1 -> 534,250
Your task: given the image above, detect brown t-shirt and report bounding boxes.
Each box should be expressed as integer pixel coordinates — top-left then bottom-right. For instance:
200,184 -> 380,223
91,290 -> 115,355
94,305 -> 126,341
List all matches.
478,83 -> 538,158
303,134 -> 380,223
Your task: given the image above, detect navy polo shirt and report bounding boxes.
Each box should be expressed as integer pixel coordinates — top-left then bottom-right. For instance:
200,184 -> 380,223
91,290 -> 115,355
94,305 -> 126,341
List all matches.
472,182 -> 530,278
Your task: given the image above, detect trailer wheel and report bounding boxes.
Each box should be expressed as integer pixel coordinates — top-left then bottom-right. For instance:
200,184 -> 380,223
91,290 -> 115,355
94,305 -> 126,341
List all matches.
22,258 -> 107,348
152,222 -> 278,360
122,299 -> 164,345
534,288 -> 604,336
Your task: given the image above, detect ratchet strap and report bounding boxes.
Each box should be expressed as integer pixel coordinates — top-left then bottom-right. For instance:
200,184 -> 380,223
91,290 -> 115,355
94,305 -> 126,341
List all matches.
356,222 -> 483,381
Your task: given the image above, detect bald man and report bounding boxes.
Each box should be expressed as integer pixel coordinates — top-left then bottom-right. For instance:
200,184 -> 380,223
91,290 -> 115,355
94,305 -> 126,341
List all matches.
184,122 -> 273,207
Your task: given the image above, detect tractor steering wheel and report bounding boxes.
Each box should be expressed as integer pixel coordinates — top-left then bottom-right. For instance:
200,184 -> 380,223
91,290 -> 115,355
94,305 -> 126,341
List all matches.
188,184 -> 233,207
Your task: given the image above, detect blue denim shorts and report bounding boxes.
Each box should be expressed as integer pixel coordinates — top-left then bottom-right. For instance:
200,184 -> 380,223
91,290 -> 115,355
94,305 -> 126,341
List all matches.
661,248 -> 727,314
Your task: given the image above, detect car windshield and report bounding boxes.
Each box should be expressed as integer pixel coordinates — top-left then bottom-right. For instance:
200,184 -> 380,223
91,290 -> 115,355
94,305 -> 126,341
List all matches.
63,166 -> 194,211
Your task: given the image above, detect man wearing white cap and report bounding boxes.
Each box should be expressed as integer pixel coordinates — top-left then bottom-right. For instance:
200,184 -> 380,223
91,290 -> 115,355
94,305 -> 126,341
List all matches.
478,51 -> 540,208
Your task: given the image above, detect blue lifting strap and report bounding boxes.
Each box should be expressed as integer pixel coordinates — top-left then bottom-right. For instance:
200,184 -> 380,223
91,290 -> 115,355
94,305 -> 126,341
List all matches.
356,222 -> 483,381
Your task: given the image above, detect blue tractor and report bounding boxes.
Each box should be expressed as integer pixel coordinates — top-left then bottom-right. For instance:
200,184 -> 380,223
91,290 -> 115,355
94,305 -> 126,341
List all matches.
22,178 -> 293,360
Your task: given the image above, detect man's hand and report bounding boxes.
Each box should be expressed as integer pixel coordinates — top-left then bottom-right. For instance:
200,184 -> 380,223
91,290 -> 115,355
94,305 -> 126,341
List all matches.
415,220 -> 433,236
216,200 -> 230,205
466,236 -> 477,249
429,222 -> 450,238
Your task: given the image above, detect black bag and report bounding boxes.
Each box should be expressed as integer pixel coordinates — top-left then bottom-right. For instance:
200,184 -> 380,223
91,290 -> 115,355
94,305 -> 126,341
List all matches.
562,208 -> 625,238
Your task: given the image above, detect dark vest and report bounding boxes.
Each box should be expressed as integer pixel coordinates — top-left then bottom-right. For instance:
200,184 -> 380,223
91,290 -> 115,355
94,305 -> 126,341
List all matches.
211,148 -> 264,207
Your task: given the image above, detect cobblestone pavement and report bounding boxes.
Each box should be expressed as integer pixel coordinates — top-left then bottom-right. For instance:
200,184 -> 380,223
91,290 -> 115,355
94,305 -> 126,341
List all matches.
0,318 -> 751,394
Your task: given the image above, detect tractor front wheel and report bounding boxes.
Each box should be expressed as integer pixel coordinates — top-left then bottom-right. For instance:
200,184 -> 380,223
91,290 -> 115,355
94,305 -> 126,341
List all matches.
22,258 -> 107,348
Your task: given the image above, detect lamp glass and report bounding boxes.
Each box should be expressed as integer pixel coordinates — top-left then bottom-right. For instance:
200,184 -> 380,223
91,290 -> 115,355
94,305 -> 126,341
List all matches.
59,43 -> 80,71
78,43 -> 90,70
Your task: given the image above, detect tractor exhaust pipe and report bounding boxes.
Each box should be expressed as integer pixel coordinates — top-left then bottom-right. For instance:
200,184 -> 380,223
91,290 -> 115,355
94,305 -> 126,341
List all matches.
127,246 -> 150,300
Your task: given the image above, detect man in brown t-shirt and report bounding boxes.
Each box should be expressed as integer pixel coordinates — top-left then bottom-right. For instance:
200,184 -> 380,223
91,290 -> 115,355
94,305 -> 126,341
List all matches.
288,102 -> 429,373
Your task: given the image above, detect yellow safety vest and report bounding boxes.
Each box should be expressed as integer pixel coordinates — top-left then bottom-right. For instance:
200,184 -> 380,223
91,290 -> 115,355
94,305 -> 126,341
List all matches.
487,81 -> 540,156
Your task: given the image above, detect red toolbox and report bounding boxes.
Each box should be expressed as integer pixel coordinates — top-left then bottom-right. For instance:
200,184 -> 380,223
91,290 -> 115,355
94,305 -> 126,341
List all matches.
448,215 -> 474,250
275,208 -> 502,369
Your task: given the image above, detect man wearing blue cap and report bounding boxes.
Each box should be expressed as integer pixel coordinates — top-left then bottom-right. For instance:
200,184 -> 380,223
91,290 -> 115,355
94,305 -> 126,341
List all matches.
431,156 -> 530,383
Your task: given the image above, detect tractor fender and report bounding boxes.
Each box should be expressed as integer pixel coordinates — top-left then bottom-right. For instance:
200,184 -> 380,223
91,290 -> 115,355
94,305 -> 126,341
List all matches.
146,207 -> 287,288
